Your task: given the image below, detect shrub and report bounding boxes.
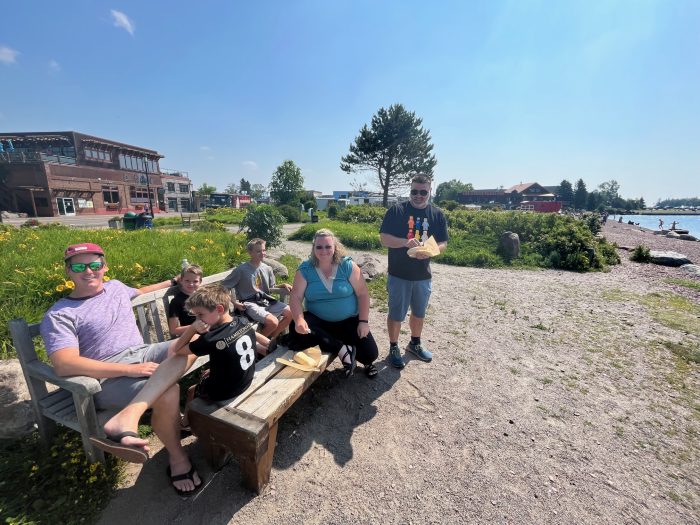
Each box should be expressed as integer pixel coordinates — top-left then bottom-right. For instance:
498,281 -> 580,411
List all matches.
439,200 -> 460,211
581,212 -> 602,235
289,221 -> 382,250
239,205 -> 284,247
21,219 -> 40,228
304,200 -> 316,212
327,204 -> 339,218
278,204 -> 301,223
337,204 -> 386,224
192,220 -> 226,232
630,244 -> 652,263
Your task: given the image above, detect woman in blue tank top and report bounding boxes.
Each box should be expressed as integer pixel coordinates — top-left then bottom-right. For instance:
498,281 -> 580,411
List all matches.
288,229 -> 379,378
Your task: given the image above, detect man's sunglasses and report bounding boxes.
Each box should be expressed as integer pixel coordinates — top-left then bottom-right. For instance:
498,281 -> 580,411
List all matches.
315,245 -> 333,250
411,189 -> 429,196
68,261 -> 105,272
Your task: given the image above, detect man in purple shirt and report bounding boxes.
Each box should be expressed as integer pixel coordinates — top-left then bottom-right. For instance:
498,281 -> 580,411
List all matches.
40,243 -> 201,496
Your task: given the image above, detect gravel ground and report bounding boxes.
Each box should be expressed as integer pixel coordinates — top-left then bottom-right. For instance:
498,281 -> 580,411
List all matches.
98,222 -> 699,525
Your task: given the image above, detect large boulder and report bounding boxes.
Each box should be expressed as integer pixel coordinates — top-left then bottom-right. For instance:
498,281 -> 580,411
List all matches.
679,234 -> 698,241
498,231 -> 521,260
353,253 -> 383,281
649,250 -> 692,267
680,264 -> 700,277
0,359 -> 36,439
263,257 -> 289,279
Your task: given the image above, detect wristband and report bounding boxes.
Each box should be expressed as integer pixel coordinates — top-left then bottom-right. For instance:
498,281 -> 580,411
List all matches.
358,320 -> 368,323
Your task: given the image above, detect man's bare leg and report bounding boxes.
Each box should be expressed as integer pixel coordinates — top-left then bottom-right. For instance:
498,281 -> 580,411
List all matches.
269,309 -> 292,339
102,354 -> 194,451
260,314 -> 279,337
409,314 -> 424,339
387,318 -> 402,344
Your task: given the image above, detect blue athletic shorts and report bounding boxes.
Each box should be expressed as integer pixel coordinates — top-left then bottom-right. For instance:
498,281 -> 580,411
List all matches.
387,275 -> 432,322
94,340 -> 172,410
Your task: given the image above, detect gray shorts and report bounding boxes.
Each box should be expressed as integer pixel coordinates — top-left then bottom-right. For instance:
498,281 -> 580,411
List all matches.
94,341 -> 172,410
387,275 -> 432,321
243,300 -> 289,323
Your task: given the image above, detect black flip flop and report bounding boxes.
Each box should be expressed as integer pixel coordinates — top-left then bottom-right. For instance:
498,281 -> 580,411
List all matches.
89,431 -> 149,463
167,465 -> 203,497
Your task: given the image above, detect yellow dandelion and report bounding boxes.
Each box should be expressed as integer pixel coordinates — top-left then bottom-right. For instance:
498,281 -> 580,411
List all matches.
55,284 -> 65,292
133,262 -> 144,271
220,252 -> 225,257
64,280 -> 75,289
19,243 -> 27,249
103,276 -> 110,282
190,246 -> 197,251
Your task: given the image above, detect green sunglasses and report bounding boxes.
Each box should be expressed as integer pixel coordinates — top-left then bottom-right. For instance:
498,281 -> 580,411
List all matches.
68,261 -> 105,273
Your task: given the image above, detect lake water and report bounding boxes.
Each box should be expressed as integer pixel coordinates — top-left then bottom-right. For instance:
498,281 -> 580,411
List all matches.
615,214 -> 700,238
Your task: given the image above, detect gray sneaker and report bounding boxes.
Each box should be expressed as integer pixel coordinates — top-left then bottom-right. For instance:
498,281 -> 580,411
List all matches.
407,342 -> 433,362
388,345 -> 405,369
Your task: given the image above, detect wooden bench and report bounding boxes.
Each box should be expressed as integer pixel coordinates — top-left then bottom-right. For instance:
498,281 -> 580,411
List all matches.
180,212 -> 203,227
188,346 -> 330,494
7,269 -> 250,464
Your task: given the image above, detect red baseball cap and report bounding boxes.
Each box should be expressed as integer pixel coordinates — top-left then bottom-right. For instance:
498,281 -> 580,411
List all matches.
64,243 -> 105,261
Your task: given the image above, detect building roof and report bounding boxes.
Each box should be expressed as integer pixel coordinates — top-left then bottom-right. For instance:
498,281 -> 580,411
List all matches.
0,131 -> 162,157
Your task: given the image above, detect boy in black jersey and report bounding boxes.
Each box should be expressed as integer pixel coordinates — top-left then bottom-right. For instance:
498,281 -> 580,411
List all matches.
173,284 -> 256,405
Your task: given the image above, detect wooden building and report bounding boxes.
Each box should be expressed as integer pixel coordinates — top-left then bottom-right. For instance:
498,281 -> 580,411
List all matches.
0,131 -> 165,217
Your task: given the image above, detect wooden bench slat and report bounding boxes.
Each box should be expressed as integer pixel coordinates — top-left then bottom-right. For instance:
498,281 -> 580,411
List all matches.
149,301 -> 165,342
37,388 -> 72,409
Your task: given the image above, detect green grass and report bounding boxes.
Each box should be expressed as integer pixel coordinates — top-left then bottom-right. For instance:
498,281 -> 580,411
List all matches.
289,220 -> 383,250
665,278 -> 700,291
367,274 -> 388,312
0,430 -> 123,525
0,224 -> 249,358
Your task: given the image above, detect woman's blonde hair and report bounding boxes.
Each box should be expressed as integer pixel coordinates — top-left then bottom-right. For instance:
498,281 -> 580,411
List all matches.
309,228 -> 346,267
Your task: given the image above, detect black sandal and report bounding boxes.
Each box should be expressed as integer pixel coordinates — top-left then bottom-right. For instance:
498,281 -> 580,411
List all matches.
338,345 -> 357,377
365,363 -> 378,378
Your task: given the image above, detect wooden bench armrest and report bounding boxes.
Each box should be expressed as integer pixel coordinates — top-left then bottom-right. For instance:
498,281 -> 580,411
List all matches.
25,360 -> 102,396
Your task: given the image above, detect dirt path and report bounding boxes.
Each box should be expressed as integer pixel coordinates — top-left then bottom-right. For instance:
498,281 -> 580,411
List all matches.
98,223 -> 699,525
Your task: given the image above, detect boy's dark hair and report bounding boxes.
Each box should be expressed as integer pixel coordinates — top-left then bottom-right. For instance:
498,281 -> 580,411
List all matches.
185,284 -> 232,312
411,174 -> 432,185
180,264 -> 203,279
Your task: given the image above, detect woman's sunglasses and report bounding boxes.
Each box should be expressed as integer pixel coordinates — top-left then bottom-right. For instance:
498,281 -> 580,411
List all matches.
314,245 -> 333,250
69,261 -> 105,272
411,189 -> 429,196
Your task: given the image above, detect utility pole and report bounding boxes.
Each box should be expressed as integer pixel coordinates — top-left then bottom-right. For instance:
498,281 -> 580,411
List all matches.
144,157 -> 154,215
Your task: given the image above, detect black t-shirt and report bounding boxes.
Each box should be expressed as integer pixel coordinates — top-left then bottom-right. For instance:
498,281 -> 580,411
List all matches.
189,317 -> 256,400
379,201 -> 448,281
168,291 -> 197,327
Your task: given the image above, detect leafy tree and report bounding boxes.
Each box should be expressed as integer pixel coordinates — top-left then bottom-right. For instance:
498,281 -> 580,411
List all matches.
240,178 -> 251,194
573,179 -> 588,210
435,179 -> 473,203
249,183 -> 267,200
340,103 -> 437,207
196,183 -> 217,195
586,191 -> 603,211
239,204 -> 284,247
224,182 -> 239,194
270,160 -> 304,205
558,179 -> 574,205
597,180 -> 620,207
639,197 -> 646,209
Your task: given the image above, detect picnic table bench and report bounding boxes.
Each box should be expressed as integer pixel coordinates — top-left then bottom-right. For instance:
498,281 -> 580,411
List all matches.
188,346 -> 330,493
180,212 -> 204,227
8,268 -> 292,466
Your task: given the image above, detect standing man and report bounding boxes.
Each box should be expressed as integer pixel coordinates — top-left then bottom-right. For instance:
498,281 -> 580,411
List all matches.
380,174 -> 448,368
40,243 -> 202,495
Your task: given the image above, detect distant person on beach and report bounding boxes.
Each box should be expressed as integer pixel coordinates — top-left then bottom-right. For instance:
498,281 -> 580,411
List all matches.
40,243 -> 202,495
671,220 -> 678,230
659,218 -> 664,230
618,216 -> 623,223
380,174 -> 448,368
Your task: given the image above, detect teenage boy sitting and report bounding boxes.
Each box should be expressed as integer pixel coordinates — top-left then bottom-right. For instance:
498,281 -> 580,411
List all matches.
173,284 -> 256,426
168,264 -> 203,338
223,238 -> 292,339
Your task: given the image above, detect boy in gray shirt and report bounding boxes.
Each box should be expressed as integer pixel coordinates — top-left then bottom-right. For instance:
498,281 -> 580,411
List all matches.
223,238 -> 292,339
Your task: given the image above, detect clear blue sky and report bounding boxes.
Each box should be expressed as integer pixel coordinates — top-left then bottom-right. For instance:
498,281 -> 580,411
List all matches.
2,0 -> 698,204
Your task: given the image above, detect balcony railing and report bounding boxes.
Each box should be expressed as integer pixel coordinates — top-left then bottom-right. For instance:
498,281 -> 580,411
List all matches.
160,168 -> 190,178
0,151 -> 77,165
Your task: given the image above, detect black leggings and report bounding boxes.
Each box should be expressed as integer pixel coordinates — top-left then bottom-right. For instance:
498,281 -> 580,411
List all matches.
288,311 -> 378,366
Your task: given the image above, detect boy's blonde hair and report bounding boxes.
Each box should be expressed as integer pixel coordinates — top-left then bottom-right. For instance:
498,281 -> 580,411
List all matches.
180,264 -> 203,280
185,284 -> 232,312
246,238 -> 266,252
309,228 -> 347,267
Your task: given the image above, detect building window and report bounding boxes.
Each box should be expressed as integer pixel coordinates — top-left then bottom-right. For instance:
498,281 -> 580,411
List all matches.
84,148 -> 111,162
167,198 -> 178,211
102,185 -> 120,204
166,182 -> 175,192
118,154 -> 159,173
180,198 -> 191,212
178,184 -> 189,193
129,186 -> 155,201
